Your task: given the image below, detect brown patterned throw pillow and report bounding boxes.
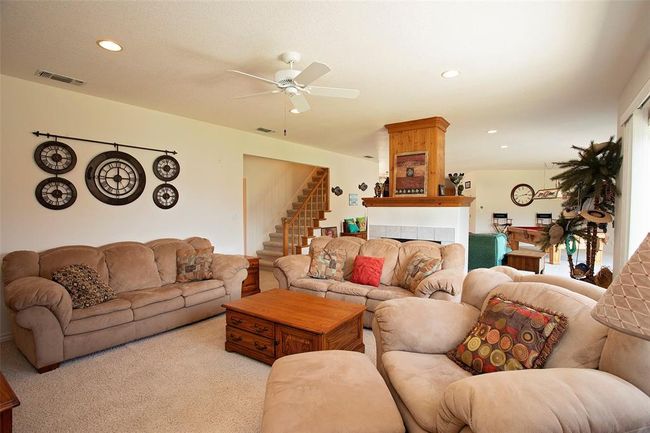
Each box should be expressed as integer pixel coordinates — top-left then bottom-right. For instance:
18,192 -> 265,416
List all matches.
308,249 -> 346,281
401,252 -> 443,292
447,294 -> 568,375
176,247 -> 214,282
52,264 -> 116,309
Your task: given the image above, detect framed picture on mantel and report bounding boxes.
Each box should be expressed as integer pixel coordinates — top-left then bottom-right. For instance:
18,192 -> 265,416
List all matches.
394,151 -> 428,196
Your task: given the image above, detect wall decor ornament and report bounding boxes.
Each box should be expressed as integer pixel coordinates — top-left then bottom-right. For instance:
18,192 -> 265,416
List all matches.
34,140 -> 77,174
85,150 -> 146,206
331,186 -> 343,196
349,193 -> 360,206
153,183 -> 179,209
358,182 -> 368,192
153,154 -> 180,181
394,151 -> 427,196
374,182 -> 383,198
447,172 -> 465,196
35,177 -> 77,210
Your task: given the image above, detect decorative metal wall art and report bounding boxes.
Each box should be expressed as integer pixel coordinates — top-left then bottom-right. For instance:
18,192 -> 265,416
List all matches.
35,177 -> 77,210
153,155 -> 180,181
153,183 -> 179,209
85,151 -> 146,205
34,140 -> 77,174
358,182 -> 368,192
331,186 -> 343,196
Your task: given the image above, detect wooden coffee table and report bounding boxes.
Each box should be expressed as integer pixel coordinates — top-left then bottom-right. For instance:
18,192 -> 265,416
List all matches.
223,289 -> 365,365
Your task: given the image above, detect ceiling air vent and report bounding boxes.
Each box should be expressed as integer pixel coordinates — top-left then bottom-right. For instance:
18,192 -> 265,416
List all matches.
256,127 -> 275,134
35,69 -> 85,86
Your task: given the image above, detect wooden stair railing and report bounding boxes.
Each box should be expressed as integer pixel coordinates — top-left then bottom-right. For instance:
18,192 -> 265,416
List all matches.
282,168 -> 329,255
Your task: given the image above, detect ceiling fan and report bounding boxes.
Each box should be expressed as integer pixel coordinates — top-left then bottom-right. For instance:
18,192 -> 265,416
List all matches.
228,51 -> 360,114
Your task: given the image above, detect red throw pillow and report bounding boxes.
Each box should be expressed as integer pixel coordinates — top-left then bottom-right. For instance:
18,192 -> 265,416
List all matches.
350,256 -> 385,287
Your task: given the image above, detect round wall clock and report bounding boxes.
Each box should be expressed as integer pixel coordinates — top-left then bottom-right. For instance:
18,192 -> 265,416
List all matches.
153,184 -> 179,209
511,183 -> 535,207
153,155 -> 180,181
35,177 -> 77,210
85,151 -> 146,205
34,140 -> 77,174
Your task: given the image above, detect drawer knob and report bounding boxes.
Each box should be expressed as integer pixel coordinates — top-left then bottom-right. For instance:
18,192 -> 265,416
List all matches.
254,342 -> 267,351
253,324 -> 269,333
229,334 -> 242,342
231,318 -> 243,325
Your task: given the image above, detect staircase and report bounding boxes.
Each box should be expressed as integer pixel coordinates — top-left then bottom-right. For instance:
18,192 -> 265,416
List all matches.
257,167 -> 330,269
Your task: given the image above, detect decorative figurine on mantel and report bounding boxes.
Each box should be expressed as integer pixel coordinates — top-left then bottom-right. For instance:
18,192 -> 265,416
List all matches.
448,173 -> 464,196
374,182 -> 383,198
382,177 -> 390,197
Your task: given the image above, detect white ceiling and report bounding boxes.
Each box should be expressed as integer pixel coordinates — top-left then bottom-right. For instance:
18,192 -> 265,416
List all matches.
2,1 -> 648,171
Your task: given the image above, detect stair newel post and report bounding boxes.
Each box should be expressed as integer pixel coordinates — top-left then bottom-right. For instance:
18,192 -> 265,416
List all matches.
283,219 -> 289,256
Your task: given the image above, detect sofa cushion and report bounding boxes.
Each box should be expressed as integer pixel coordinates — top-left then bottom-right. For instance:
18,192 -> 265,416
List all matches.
323,237 -> 363,279
178,279 -> 224,297
402,252 -> 443,292
102,243 -> 162,292
40,246 -> 109,283
117,286 -> 182,309
176,247 -> 214,282
132,297 -> 184,321
350,255 -> 384,287
328,281 -> 374,297
448,294 -> 568,374
71,298 -> 131,320
185,287 -> 227,307
367,285 -> 414,301
359,239 -> 401,285
290,278 -> 337,293
383,352 -> 471,433
52,264 -> 117,309
308,249 -> 345,281
392,241 -> 443,286
65,308 -> 133,335
150,240 -> 194,285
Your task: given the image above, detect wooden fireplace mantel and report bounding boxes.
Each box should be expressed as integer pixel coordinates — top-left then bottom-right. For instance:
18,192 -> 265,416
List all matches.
362,196 -> 474,208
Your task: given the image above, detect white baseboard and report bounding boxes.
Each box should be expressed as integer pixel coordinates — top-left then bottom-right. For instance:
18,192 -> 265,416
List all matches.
0,332 -> 13,343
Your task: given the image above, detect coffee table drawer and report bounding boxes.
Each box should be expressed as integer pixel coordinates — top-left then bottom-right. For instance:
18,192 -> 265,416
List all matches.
226,325 -> 274,357
226,311 -> 273,339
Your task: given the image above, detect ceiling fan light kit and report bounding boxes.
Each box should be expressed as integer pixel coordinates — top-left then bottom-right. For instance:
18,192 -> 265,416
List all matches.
229,51 -> 360,114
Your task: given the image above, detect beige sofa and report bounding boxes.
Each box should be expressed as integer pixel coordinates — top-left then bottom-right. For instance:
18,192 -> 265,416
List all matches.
372,266 -> 650,433
2,237 -> 249,373
273,237 -> 465,328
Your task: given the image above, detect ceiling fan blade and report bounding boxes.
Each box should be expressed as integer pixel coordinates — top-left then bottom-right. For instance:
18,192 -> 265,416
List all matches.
227,69 -> 278,86
307,86 -> 360,99
289,93 -> 310,113
233,90 -> 280,99
294,62 -> 331,86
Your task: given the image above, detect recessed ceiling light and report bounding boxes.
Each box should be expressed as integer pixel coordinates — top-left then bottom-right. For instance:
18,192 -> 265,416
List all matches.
97,40 -> 123,52
500,145 -> 509,149
487,129 -> 498,134
363,155 -> 374,159
290,108 -> 299,114
441,70 -> 460,79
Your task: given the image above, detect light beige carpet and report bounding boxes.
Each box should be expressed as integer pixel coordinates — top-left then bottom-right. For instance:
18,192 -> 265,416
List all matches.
0,315 -> 376,433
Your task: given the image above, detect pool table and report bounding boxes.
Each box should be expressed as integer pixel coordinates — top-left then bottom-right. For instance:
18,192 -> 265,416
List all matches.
506,226 -> 560,264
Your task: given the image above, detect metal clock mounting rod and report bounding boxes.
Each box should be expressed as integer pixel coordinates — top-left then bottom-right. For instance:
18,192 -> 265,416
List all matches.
32,131 -> 178,155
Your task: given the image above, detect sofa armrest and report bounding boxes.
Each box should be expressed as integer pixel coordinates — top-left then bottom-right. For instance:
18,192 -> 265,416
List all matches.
212,254 -> 249,299
414,269 -> 464,299
273,255 -> 311,287
4,276 -> 73,330
437,368 -> 650,433
373,298 -> 479,355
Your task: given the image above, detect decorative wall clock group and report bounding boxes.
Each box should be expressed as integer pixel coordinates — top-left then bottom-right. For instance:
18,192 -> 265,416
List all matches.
32,132 -> 180,210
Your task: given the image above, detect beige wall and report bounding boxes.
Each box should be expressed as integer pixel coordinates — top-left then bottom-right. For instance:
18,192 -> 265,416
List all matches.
244,156 -> 315,255
464,169 -> 563,233
0,75 -> 379,338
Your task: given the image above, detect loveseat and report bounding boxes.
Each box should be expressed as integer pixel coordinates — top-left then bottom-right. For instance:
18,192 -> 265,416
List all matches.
372,266 -> 650,433
273,237 -> 465,328
2,237 -> 249,372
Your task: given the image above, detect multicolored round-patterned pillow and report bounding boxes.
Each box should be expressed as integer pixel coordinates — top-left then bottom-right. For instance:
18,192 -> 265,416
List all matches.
447,294 -> 568,374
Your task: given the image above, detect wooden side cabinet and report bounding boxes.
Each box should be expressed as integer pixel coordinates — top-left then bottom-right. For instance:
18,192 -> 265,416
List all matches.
0,373 -> 19,433
242,256 -> 260,298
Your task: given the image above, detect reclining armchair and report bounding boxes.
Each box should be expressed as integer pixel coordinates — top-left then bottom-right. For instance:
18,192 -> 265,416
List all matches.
372,267 -> 650,433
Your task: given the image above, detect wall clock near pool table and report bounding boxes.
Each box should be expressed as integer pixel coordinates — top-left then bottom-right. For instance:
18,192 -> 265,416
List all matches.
510,183 -> 535,207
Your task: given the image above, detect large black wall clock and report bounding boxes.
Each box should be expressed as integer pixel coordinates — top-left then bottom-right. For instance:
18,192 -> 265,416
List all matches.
85,151 -> 146,205
153,183 -> 179,209
153,155 -> 180,181
35,177 -> 77,210
34,140 -> 77,174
